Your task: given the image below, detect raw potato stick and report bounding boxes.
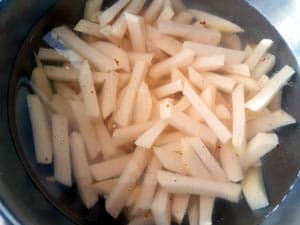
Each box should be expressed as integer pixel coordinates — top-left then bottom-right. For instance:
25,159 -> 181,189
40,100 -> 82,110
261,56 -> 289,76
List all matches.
220,144 -> 243,182
188,197 -> 199,225
149,48 -> 194,79
112,121 -> 155,147
188,138 -> 228,181
37,47 -> 68,62
98,0 -> 131,27
74,20 -> 106,39
193,55 -> 225,72
52,114 -> 72,186
181,139 -> 212,179
27,95 -> 53,164
221,63 -> 250,77
252,53 -> 276,78
92,178 -> 117,196
70,132 -> 98,208
105,147 -> 151,218
232,84 -> 246,155
79,61 -> 101,119
134,155 -> 162,213
69,100 -> 100,159
101,72 -> 118,119
95,119 -> 120,160
114,61 -> 148,126
157,170 -> 242,203
189,9 -> 244,33
158,21 -> 221,45
170,0 -> 186,13
110,0 -> 145,38
31,67 -> 53,100
188,67 -> 209,91
245,39 -> 273,70
242,167 -> 269,210
155,3 -> 175,25
247,109 -> 296,139
183,41 -> 246,64
158,141 -> 181,153
52,26 -> 118,71
44,65 -> 79,82
151,187 -> 172,225
133,82 -> 152,123
84,0 -> 103,22
90,153 -> 132,181
135,120 -> 168,148
200,85 -> 216,110
90,41 -> 130,72
54,82 -> 80,101
155,131 -> 184,145
172,194 -> 190,224
183,81 -> 232,143
143,0 -> 165,24
268,89 -> 282,111
228,74 -> 260,92
166,107 -> 217,149
221,33 -> 242,50
125,13 -> 147,52
154,147 -> 186,174
174,11 -> 194,24
199,196 -> 215,225
202,72 -> 236,93
128,52 -> 154,66
153,80 -> 183,99
246,65 -> 295,112
126,185 -> 141,207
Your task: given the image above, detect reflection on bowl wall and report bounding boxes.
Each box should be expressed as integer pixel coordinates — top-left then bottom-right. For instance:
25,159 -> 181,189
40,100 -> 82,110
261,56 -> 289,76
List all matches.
0,0 -> 299,225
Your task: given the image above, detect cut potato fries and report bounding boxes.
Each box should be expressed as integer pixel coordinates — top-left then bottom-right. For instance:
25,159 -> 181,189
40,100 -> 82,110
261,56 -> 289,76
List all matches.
28,2 -> 297,225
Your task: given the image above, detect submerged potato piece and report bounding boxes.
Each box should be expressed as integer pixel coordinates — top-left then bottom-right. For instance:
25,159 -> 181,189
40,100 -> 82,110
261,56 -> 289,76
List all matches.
188,197 -> 199,225
242,167 -> 269,210
112,121 -> 155,147
92,178 -> 117,196
114,61 -> 148,126
221,33 -> 242,50
154,147 -> 186,174
172,194 -> 190,224
54,82 -> 80,101
90,41 -> 130,72
125,13 -> 147,52
245,39 -> 273,70
101,72 -> 118,119
202,72 -> 236,93
221,63 -> 250,77
174,11 -> 194,24
149,48 -> 195,79
158,21 -> 221,45
44,65 -> 79,82
69,100 -> 100,159
70,132 -> 98,208
134,155 -> 162,213
105,147 -> 151,218
84,0 -> 103,22
155,3 -> 175,25
128,52 -> 154,66
52,114 -> 72,186
243,133 -> 278,169
199,196 -> 215,225
220,144 -> 243,182
252,53 -> 276,79
143,0 -> 165,24
183,41 -> 246,64
37,47 -> 68,62
98,0 -> 130,27
228,74 -> 260,92
232,84 -> 246,155
246,65 -> 295,112
247,109 -> 296,139
127,215 -> 155,225
193,55 -> 225,72
183,81 -> 232,143
52,26 -> 118,71
153,80 -> 183,99
74,19 -> 106,39
157,170 -> 242,203
151,187 -> 172,225
215,104 -> 231,120
133,82 -> 152,123
90,153 -> 132,181
78,61 -> 100,119
135,120 -> 168,148
31,67 -> 53,100
200,85 -> 216,110
27,95 -> 53,164
188,67 -> 209,91
189,9 -> 244,33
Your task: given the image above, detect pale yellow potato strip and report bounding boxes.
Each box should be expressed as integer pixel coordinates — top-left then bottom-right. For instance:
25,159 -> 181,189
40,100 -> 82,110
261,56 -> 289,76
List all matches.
69,100 -> 100,159
183,81 -> 232,143
228,74 -> 260,92
183,41 -> 246,64
193,55 -> 225,72
232,84 -> 246,155
112,121 -> 155,147
31,67 -> 53,100
149,48 -> 194,79
105,147 -> 151,218
158,21 -> 221,45
27,95 -> 53,164
157,170 -> 242,202
221,63 -> 250,76
52,26 -> 118,71
153,80 -> 183,99
128,52 -> 154,66
172,194 -> 190,224
199,196 -> 215,225
202,72 -> 236,93
101,72 -> 118,119
174,11 -> 194,24
155,131 -> 184,145
114,61 -> 148,126
90,153 -> 132,181
70,132 -> 98,208
133,82 -> 152,123
252,53 -> 276,79
52,114 -> 71,186
151,187 -> 172,225
79,61 -> 100,119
